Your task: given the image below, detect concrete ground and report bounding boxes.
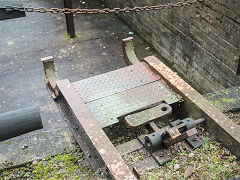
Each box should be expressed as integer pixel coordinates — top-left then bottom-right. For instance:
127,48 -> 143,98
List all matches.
0,0 -> 153,169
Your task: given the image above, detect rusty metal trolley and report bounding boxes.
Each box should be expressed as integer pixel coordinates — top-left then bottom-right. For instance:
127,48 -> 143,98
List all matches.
42,37 -> 240,180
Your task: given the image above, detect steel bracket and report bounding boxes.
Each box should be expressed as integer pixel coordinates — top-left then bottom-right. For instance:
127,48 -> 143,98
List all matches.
137,118 -> 204,166
122,37 -> 140,65
138,136 -> 172,166
170,118 -> 204,149
124,103 -> 172,128
186,134 -> 203,149
41,56 -> 59,100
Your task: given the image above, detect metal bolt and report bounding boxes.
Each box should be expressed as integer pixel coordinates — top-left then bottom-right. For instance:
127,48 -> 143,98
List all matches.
192,137 -> 198,142
146,142 -> 151,148
159,153 -> 164,157
73,125 -> 79,130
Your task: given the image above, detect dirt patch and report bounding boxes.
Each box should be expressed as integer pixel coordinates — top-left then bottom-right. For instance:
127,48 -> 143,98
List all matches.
225,111 -> 240,126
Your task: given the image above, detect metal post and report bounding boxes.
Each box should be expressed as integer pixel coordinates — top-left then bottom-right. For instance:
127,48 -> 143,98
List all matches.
64,0 -> 75,38
236,56 -> 240,75
0,106 -> 43,142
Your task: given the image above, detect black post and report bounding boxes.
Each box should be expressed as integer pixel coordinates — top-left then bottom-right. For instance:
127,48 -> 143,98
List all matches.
64,0 -> 75,38
0,106 -> 43,141
237,56 -> 240,75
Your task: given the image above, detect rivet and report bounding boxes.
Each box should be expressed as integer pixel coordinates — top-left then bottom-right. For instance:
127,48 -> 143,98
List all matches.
192,137 -> 198,142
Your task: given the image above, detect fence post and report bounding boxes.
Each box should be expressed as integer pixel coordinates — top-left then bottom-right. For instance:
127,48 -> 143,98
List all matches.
64,0 -> 75,38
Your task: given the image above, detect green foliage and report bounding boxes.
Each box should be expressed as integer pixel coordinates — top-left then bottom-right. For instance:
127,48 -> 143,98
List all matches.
23,172 -> 31,177
203,137 -> 214,151
64,32 -> 71,40
166,159 -> 179,167
1,149 -> 90,180
138,156 -> 145,160
141,137 -> 240,180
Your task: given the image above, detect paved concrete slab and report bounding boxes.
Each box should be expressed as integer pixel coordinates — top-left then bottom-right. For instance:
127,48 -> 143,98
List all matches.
0,0 -> 154,169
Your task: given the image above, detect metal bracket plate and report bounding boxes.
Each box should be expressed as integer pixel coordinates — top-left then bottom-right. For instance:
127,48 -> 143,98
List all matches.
152,150 -> 172,165
186,134 -> 203,149
170,118 -> 203,149
170,118 -> 194,127
138,135 -> 172,166
72,62 -> 181,128
124,103 -> 172,128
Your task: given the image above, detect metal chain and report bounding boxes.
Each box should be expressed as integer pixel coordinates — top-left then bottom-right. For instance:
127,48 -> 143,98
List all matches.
4,0 -> 209,14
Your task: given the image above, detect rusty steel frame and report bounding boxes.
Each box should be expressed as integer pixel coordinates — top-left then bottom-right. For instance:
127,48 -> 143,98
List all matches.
43,37 -> 240,179
56,79 -> 136,180
122,37 -> 139,65
142,56 -> 240,159
123,38 -> 240,159
41,56 -> 59,99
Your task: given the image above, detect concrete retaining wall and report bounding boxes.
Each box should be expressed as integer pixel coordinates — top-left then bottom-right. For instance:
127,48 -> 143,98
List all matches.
105,0 -> 240,93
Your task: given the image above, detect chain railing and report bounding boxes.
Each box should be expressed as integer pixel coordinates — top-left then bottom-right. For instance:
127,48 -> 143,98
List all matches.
4,0 -> 210,14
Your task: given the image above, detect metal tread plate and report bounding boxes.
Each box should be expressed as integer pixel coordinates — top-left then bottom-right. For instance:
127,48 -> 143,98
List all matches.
72,62 -> 160,103
86,80 -> 181,128
71,62 -> 182,128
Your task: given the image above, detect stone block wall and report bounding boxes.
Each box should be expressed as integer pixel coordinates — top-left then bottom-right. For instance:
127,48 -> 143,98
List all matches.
105,0 -> 240,93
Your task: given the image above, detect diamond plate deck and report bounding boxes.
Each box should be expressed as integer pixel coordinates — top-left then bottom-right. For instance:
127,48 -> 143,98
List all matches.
72,62 -> 181,128
73,62 -> 160,103
86,80 -> 180,128
87,80 -> 180,128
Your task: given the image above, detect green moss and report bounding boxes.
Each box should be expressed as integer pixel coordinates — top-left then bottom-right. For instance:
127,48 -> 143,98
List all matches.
65,34 -> 71,40
209,97 -> 235,108
40,132 -> 48,137
209,100 -> 221,106
222,98 -> 235,103
32,150 -> 84,179
1,149 -> 92,180
219,89 -> 230,95
166,159 -> 179,167
63,32 -> 71,42
138,156 -> 145,160
6,141 -> 11,145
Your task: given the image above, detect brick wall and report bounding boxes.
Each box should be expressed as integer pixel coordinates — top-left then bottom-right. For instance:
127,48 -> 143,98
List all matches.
105,0 -> 240,93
